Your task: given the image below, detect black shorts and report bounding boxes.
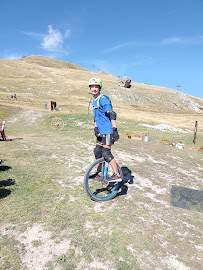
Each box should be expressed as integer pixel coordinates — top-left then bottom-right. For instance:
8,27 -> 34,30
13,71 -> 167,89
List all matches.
96,134 -> 114,146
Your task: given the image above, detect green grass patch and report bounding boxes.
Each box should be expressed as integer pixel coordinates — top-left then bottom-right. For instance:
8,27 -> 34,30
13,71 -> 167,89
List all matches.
0,110 -> 202,269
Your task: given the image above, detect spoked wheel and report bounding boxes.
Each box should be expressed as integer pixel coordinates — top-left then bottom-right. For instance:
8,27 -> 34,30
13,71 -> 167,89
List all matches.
51,117 -> 64,130
84,157 -> 123,202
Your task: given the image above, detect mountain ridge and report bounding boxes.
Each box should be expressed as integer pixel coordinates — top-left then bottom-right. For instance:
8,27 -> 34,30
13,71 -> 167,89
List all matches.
0,55 -> 202,116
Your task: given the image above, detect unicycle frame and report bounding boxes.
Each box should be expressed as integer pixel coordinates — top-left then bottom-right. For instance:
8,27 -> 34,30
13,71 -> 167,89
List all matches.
103,160 -> 108,181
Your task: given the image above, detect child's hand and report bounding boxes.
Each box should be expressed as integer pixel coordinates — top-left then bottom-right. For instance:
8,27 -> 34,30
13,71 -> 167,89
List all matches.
113,128 -> 119,141
94,127 -> 101,137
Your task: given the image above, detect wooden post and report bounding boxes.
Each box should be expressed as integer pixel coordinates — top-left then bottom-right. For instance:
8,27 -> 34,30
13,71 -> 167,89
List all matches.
193,121 -> 198,144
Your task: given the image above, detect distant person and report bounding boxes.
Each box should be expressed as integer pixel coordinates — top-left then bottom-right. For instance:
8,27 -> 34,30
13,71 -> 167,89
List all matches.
45,101 -> 47,109
14,93 -> 17,100
11,93 -> 13,99
88,77 -> 121,182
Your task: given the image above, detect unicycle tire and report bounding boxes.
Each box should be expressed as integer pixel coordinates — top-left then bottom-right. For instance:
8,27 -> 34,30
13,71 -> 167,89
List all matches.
84,157 -> 123,202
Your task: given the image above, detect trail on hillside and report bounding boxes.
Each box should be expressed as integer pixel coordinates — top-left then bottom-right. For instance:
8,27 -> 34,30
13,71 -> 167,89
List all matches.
8,110 -> 44,125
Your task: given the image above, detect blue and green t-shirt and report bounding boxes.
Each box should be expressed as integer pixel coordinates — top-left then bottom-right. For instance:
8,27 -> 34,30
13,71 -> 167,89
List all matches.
93,95 -> 113,135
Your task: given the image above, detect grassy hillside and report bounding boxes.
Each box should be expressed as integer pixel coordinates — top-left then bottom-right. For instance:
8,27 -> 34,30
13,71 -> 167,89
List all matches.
0,56 -> 203,269
0,55 -> 203,130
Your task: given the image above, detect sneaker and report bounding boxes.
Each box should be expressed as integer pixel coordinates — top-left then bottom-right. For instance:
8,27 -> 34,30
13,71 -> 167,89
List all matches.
107,173 -> 122,182
89,172 -> 102,180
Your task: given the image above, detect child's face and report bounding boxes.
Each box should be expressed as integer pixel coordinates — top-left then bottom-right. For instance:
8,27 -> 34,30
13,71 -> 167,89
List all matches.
90,85 -> 100,96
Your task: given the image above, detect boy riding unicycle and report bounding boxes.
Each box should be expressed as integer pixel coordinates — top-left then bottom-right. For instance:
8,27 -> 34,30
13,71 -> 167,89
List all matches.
89,78 -> 121,182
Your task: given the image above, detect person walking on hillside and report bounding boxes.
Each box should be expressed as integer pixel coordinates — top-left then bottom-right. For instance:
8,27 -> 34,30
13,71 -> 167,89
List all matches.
88,77 -> 121,181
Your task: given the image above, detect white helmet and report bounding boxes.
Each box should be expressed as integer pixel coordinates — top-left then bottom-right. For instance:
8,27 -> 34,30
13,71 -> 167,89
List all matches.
89,78 -> 102,88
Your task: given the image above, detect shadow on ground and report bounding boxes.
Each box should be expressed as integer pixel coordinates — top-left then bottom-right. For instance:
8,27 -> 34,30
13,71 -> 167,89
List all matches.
4,138 -> 23,141
116,167 -> 134,197
171,185 -> 203,213
0,165 -> 12,172
0,179 -> 15,199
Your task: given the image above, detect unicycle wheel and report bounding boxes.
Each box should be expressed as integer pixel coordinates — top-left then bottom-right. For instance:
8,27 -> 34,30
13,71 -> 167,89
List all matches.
84,157 -> 123,202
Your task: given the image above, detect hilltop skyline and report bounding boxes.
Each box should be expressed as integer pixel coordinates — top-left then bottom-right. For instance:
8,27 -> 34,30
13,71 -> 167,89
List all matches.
0,0 -> 203,98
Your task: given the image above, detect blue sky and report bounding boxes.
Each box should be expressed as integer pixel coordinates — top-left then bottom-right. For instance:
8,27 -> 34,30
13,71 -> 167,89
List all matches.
1,0 -> 203,98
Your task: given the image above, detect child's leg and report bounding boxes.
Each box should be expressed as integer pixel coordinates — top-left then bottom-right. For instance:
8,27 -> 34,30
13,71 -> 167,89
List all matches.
94,143 -> 103,172
109,157 -> 119,174
102,145 -> 119,174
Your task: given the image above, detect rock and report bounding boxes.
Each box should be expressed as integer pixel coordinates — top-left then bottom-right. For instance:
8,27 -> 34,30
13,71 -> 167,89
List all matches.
119,76 -> 131,88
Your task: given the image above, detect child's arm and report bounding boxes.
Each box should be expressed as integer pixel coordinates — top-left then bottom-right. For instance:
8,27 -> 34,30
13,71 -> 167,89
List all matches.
111,119 -> 117,128
94,118 -> 101,137
107,111 -> 119,141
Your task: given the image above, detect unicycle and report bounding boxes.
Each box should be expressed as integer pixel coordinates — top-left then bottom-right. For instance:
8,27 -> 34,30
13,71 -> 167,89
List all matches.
84,157 -> 123,202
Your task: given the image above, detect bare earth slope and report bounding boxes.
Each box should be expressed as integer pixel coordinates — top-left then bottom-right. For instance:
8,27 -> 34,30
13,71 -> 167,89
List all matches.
0,56 -> 203,132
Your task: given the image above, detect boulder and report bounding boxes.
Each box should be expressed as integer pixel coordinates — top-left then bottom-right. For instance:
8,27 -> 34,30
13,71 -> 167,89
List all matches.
119,76 -> 131,88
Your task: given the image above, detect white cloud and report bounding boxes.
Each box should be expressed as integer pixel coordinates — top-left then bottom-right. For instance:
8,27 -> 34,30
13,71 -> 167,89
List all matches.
39,25 -> 71,54
21,31 -> 44,40
161,36 -> 203,45
2,25 -> 71,59
161,37 -> 183,45
104,41 -> 141,53
41,25 -> 63,51
104,36 -> 203,54
64,28 -> 71,38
